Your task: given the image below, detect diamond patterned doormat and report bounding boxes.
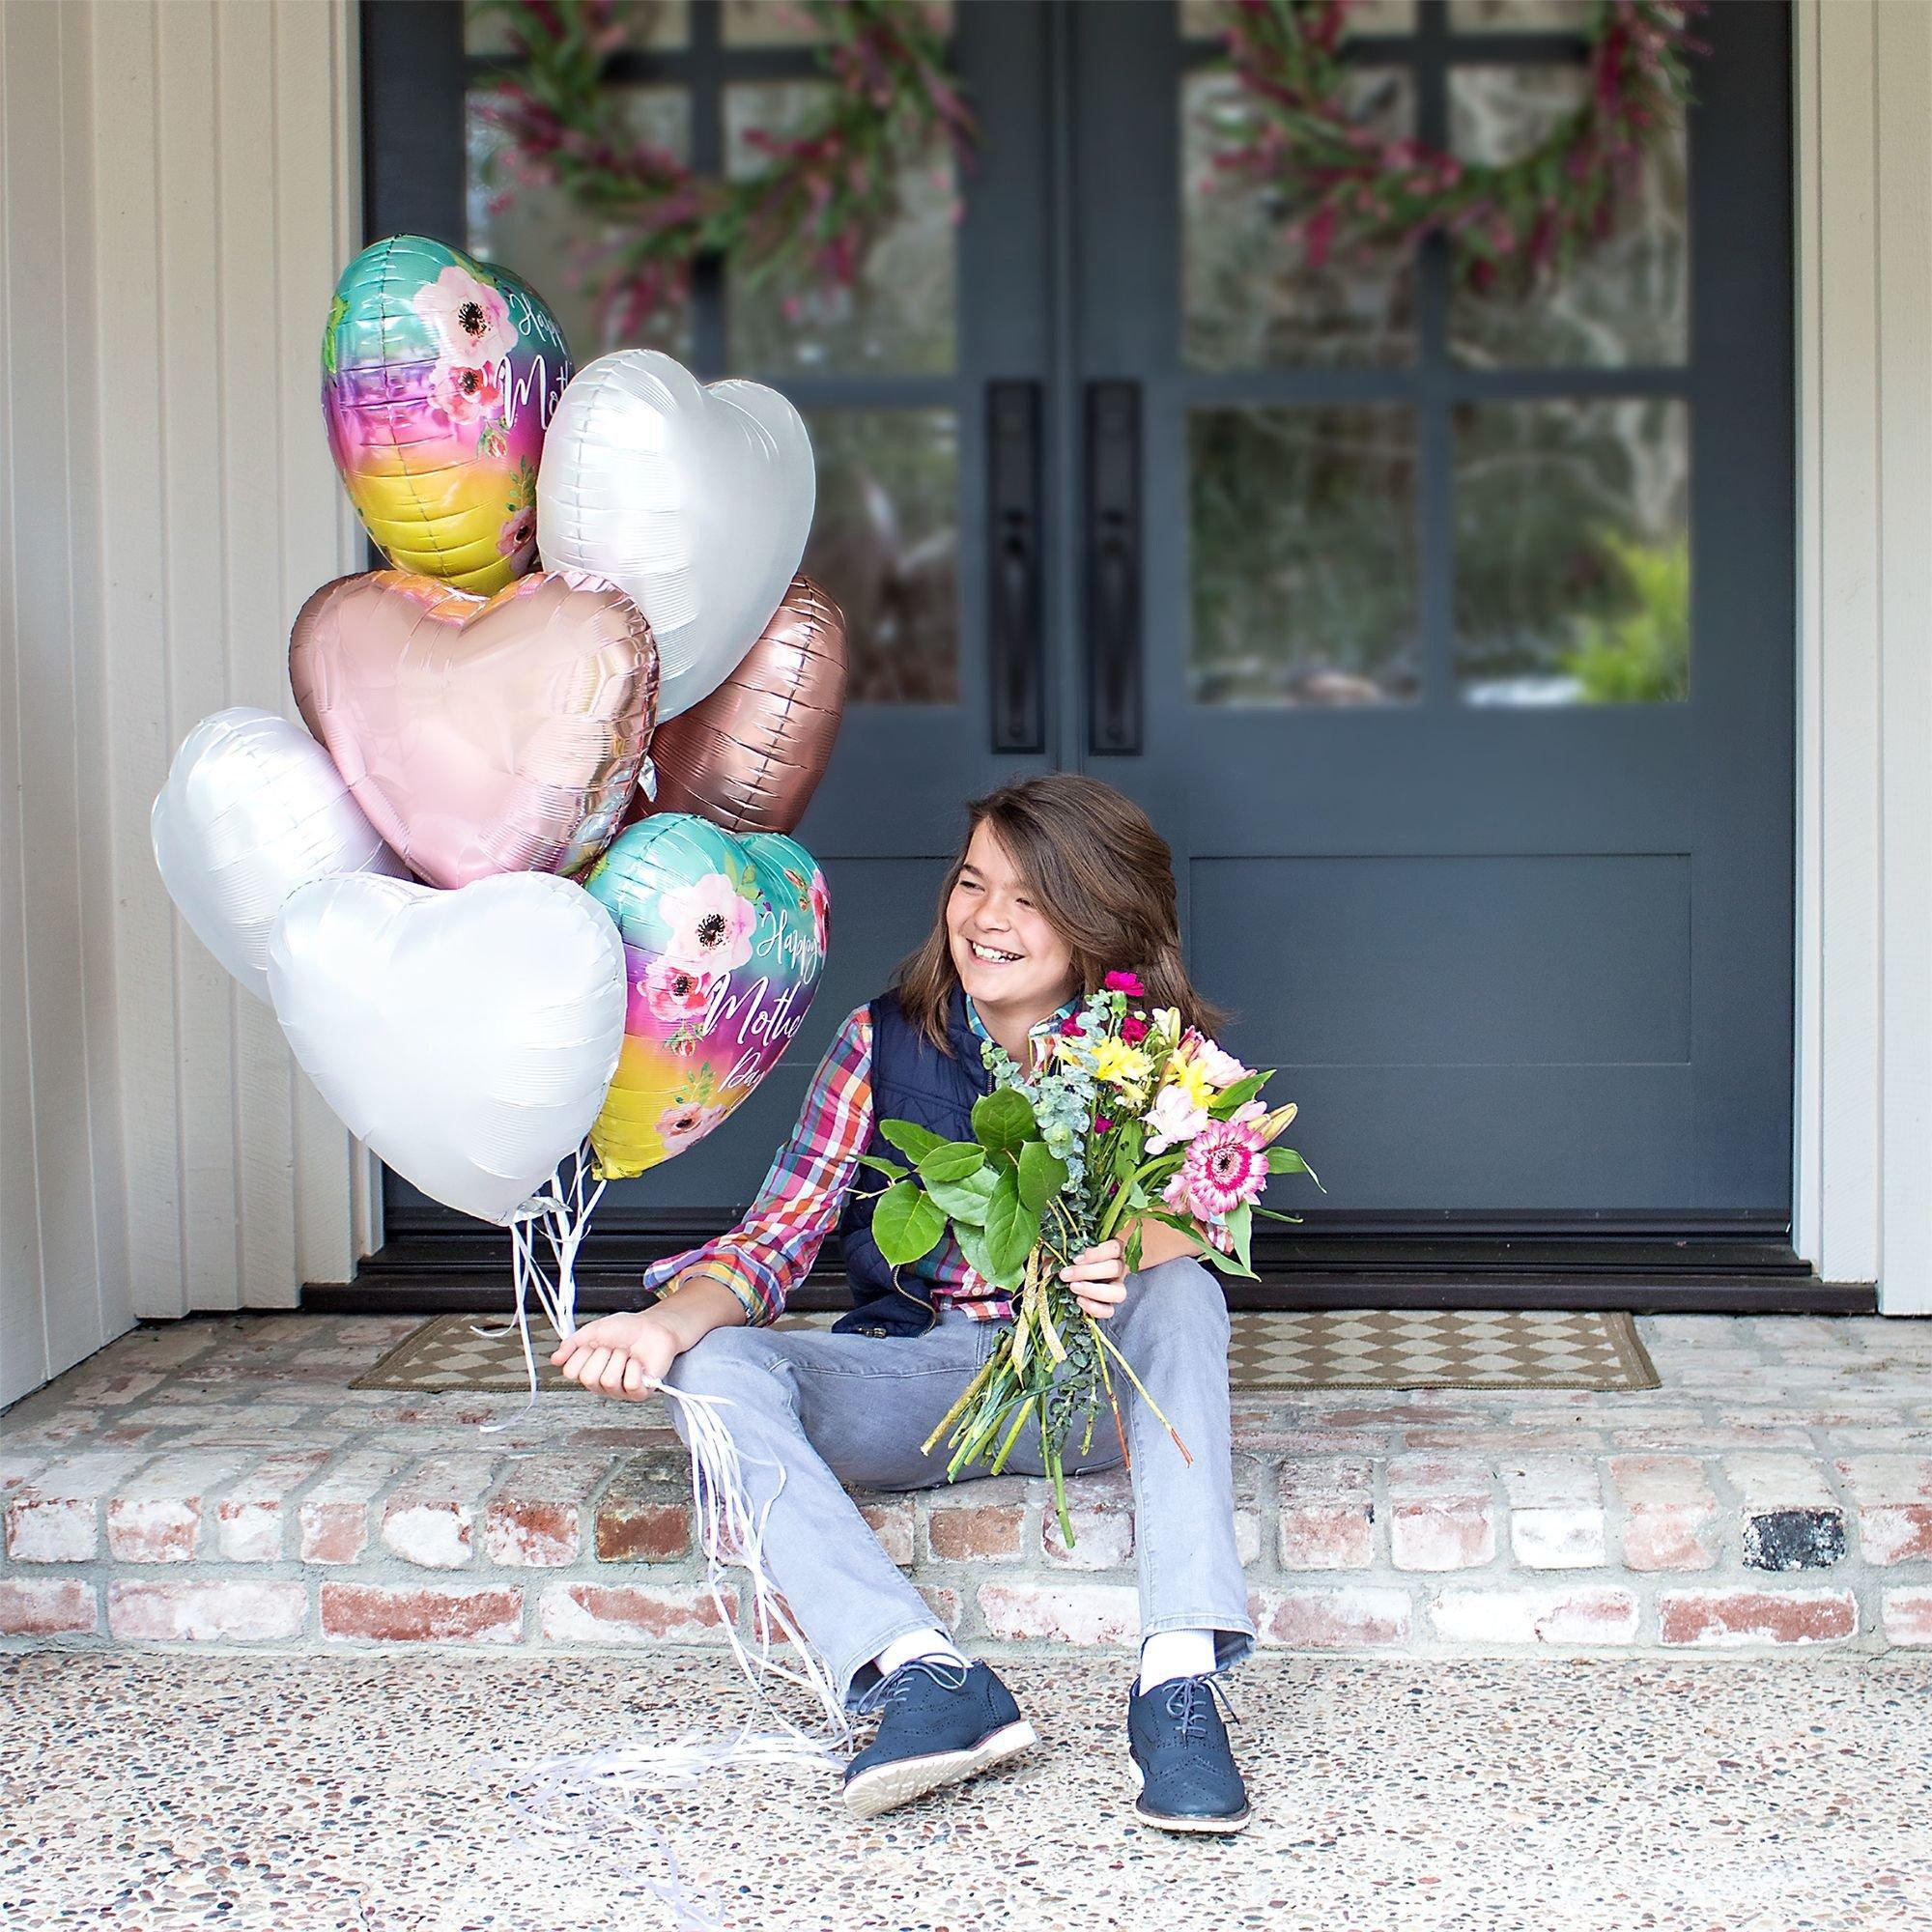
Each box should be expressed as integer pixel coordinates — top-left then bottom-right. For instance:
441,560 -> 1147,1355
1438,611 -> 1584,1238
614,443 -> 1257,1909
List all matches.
351,1307 -> 1659,1395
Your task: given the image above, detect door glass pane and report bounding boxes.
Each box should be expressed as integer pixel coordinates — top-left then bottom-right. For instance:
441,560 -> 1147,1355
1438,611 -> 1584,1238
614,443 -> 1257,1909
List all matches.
1181,0 -> 1418,36
1182,66 -> 1416,370
1447,65 -> 1688,368
1454,398 -> 1690,704
1448,0 -> 1594,28
467,0 -> 689,54
802,409 -> 958,704
467,86 -> 694,362
724,81 -> 957,375
724,0 -> 952,45
1188,407 -> 1419,705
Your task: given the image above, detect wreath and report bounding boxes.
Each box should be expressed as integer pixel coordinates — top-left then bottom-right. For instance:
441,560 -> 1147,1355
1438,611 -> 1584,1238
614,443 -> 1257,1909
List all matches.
1204,0 -> 1703,290
471,0 -> 977,339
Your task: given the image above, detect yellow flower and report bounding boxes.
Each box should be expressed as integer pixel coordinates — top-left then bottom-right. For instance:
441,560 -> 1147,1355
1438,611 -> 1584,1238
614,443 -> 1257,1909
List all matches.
1163,1053 -> 1216,1112
1090,1037 -> 1153,1091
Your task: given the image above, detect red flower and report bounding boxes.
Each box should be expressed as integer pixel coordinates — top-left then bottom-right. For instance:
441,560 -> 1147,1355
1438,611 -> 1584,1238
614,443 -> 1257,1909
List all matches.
1103,970 -> 1146,997
1095,1117 -> 1114,1134
1059,1015 -> 1086,1037
1121,1015 -> 1149,1045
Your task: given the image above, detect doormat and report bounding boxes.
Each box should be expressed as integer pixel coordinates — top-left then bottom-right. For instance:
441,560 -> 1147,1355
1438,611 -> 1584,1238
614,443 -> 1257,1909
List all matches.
350,1307 -> 1659,1395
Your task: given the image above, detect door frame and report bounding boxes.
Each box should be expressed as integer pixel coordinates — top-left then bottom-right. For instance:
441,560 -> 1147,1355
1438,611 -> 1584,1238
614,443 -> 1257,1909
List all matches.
314,0 -> 1885,1314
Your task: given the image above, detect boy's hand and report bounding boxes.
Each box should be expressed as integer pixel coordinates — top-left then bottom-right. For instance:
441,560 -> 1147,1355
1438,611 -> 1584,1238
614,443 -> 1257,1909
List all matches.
1060,1239 -> 1127,1321
550,1308 -> 680,1403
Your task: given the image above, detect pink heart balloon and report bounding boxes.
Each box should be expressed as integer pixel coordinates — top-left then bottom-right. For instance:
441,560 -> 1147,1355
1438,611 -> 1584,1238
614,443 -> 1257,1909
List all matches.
290,569 -> 658,890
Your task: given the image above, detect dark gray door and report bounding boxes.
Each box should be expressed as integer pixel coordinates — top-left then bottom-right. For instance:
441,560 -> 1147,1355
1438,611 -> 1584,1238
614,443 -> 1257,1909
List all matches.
367,0 -> 1795,1280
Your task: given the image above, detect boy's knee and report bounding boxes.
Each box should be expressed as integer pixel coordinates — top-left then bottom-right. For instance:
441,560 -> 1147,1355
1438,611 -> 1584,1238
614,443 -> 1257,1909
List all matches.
1131,1255 -> 1231,1335
663,1321 -> 773,1395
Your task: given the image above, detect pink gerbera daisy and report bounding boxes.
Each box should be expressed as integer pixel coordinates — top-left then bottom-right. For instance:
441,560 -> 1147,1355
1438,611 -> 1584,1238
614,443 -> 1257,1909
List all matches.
1162,1115 -> 1269,1221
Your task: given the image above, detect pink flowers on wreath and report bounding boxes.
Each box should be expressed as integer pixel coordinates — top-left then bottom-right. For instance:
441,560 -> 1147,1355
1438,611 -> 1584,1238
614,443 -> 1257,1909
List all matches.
1103,969 -> 1146,997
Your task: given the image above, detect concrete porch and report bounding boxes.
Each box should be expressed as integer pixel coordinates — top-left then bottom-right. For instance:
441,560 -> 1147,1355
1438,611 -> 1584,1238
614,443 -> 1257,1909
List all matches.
5,1312 -> 1932,1661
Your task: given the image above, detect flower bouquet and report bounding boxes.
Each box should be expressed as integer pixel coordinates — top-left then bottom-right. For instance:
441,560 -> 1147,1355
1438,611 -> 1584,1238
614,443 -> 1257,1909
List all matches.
865,971 -> 1321,1545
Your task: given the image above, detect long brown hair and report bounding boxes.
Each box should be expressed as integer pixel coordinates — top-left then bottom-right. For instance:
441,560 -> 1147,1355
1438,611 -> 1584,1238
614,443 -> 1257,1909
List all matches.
893,774 -> 1228,1053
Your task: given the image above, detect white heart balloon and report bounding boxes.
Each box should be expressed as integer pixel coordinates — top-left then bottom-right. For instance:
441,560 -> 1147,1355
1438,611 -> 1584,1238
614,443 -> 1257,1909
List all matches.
152,706 -> 406,1005
268,871 -> 625,1225
536,350 -> 815,722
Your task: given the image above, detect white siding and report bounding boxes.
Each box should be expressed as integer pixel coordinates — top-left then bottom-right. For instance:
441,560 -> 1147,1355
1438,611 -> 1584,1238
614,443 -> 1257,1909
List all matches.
0,0 -> 367,1407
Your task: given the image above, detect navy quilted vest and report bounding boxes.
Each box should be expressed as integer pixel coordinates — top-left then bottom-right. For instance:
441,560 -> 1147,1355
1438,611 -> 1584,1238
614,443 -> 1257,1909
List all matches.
833,984 -> 992,1337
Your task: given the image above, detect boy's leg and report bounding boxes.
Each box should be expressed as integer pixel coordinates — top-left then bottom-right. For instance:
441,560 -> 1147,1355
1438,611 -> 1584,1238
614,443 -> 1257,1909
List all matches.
660,1317 -> 996,1711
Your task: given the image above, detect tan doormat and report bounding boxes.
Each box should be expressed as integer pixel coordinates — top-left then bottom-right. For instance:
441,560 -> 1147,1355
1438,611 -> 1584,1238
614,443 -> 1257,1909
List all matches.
350,1306 -> 1659,1395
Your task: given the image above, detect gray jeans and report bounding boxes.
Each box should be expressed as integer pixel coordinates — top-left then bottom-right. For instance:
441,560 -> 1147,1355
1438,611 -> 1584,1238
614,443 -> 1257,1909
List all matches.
662,1255 -> 1256,1710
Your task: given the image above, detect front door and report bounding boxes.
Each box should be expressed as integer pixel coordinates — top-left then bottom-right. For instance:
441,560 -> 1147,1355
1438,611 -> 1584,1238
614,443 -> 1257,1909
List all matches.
362,0 -> 1797,1297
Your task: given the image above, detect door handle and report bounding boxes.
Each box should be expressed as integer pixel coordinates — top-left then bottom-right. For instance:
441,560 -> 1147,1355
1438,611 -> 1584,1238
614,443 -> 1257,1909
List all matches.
1086,381 -> 1142,754
987,381 -> 1044,753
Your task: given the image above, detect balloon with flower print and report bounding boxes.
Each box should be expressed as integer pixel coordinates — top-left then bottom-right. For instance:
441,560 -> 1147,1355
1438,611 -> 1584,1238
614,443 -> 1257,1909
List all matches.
321,235 -> 573,596
582,813 -> 829,1181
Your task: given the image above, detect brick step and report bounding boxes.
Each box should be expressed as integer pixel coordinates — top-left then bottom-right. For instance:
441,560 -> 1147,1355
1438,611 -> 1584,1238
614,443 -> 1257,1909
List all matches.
6,1312 -> 1932,1657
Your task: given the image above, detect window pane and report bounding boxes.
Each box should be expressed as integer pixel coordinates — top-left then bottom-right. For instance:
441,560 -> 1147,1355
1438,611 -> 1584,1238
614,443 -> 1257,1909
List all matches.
802,409 -> 958,704
724,82 -> 956,375
1182,0 -> 1417,36
467,0 -> 689,55
1448,0 -> 1594,29
1447,65 -> 1688,368
1189,407 -> 1419,705
724,0 -> 952,46
1182,67 -> 1416,370
1455,399 -> 1690,704
466,87 -> 694,362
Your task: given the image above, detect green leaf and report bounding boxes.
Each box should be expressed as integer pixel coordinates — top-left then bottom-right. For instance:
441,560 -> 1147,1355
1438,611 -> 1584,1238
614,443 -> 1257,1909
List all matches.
923,1162 -> 998,1224
1209,1072 -> 1268,1116
955,1215 -> 1024,1291
983,1169 -> 1039,1278
972,1088 -> 1037,1161
854,1151 -> 909,1181
1016,1140 -> 1069,1213
1112,1120 -> 1147,1180
879,1119 -> 945,1163
1223,1202 -> 1254,1271
872,1181 -> 947,1266
1122,1223 -> 1144,1273
1266,1148 -> 1309,1175
917,1141 -> 986,1186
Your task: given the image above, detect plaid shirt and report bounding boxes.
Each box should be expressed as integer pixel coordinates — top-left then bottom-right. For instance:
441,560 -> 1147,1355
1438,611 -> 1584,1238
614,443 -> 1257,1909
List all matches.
644,994 -> 1076,1327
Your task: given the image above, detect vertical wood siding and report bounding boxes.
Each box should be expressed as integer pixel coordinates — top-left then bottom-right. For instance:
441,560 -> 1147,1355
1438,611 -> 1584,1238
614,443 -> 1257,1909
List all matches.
0,1 -> 364,1406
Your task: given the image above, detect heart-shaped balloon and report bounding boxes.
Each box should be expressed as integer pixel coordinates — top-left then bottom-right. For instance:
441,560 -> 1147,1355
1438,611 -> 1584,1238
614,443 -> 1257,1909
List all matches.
268,871 -> 626,1225
152,707 -> 408,1005
582,814 -> 828,1180
536,350 -> 815,722
290,568 -> 658,891
629,575 -> 848,837
322,235 -> 574,595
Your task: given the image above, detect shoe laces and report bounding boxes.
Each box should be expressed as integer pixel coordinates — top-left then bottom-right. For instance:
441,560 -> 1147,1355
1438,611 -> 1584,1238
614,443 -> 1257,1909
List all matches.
856,1653 -> 970,1717
1162,1671 -> 1240,1741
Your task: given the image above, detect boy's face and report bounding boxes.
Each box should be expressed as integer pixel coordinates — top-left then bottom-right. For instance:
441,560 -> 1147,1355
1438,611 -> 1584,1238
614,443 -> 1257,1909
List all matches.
946,821 -> 1078,1022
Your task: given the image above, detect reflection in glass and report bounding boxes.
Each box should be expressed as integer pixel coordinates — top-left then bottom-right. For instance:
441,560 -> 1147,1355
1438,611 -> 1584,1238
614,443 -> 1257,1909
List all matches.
1448,0 -> 1594,29
1181,0 -> 1418,36
1182,67 -> 1416,371
724,0 -> 952,44
1189,408 -> 1418,705
1448,66 -> 1688,368
802,410 -> 958,704
467,0 -> 689,54
466,87 -> 694,362
724,82 -> 957,375
1455,399 -> 1690,704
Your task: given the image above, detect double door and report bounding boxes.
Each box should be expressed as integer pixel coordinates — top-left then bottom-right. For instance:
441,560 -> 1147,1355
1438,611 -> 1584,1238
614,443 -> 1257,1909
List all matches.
367,0 -> 1797,1293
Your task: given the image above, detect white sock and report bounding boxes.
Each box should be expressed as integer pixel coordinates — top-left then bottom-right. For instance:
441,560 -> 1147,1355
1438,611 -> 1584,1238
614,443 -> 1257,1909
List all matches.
1139,1628 -> 1217,1692
874,1626 -> 967,1677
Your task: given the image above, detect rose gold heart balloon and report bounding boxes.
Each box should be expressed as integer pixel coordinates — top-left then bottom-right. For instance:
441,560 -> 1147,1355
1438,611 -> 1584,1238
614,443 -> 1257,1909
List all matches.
628,575 -> 847,837
291,569 -> 657,890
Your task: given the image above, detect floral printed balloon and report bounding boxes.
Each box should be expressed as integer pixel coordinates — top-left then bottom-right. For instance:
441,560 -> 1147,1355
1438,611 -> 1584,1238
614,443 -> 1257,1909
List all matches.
582,813 -> 828,1180
322,235 -> 573,596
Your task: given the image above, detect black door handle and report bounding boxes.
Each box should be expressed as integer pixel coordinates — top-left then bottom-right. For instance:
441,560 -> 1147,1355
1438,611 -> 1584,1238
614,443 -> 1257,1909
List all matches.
987,382 -> 1044,753
1087,381 -> 1142,754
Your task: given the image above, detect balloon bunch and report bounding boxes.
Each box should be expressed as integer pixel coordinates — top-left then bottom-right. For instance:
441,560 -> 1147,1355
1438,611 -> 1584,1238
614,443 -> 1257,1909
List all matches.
153,236 -> 847,1354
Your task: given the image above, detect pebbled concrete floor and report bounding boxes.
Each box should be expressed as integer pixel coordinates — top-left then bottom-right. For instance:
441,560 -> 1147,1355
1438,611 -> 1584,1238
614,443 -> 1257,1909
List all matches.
4,1649 -> 1930,1932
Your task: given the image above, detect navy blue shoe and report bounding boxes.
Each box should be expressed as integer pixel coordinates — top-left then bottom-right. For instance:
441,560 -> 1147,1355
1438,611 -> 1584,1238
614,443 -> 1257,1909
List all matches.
842,1656 -> 1037,1819
1126,1671 -> 1253,1833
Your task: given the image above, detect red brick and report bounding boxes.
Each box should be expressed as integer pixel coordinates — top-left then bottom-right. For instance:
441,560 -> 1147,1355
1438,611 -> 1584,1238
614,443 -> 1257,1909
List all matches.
1503,1459 -> 1606,1570
482,1455 -> 609,1568
1882,1590 -> 1932,1646
108,1579 -> 306,1643
321,1581 -> 524,1645
860,1498 -> 918,1568
1834,1457 -> 1932,1563
0,1578 -> 98,1636
298,1450 -> 410,1565
1658,1588 -> 1857,1648
928,1501 -> 1027,1562
5,1452 -> 155,1563
540,1581 -> 736,1644
379,1455 -> 499,1569
1609,1455 -> 1720,1571
213,1449 -> 333,1562
1278,1459 -> 1376,1571
1387,1456 -> 1496,1572
594,1450 -> 693,1564
1253,1586 -> 1412,1649
1041,1469 -> 1133,1571
978,1581 -> 1139,1646
103,1451 -> 251,1562
1429,1586 -> 1639,1645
